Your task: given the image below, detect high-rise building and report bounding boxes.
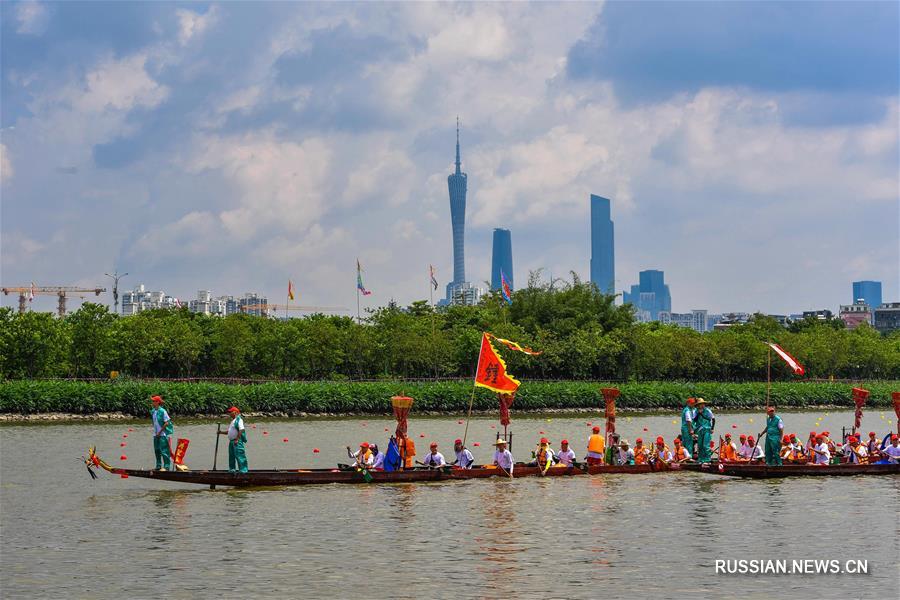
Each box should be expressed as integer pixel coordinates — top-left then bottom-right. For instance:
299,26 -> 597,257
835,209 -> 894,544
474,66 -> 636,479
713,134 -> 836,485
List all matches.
491,228 -> 513,291
874,302 -> 900,333
446,119 -> 468,301
590,194 -> 615,294
852,280 -> 882,308
623,270 -> 671,322
121,284 -> 180,315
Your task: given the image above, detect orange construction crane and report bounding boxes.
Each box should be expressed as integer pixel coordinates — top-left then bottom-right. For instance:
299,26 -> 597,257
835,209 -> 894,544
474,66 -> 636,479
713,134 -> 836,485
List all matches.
1,286 -> 106,317
239,303 -> 349,317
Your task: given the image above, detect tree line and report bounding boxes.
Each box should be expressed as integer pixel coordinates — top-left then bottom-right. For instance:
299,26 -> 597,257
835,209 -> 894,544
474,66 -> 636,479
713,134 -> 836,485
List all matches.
1,277 -> 897,381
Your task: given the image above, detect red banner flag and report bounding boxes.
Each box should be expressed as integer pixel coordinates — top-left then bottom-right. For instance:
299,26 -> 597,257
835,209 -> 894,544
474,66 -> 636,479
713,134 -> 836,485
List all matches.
474,333 -> 520,394
851,387 -> 869,431
391,396 -> 413,440
173,439 -> 190,466
767,342 -> 805,375
892,392 -> 900,435
602,388 -> 620,441
499,393 -> 515,427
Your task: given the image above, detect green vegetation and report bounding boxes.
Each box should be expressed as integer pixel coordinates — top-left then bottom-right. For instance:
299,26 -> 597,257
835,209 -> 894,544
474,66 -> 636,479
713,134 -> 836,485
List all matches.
0,380 -> 896,416
0,277 -> 898,383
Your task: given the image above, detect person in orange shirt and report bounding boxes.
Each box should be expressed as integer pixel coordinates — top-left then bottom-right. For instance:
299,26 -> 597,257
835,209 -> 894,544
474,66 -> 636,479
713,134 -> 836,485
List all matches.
672,437 -> 692,462
399,436 -> 416,468
719,433 -> 738,462
586,425 -> 606,465
633,438 -> 649,465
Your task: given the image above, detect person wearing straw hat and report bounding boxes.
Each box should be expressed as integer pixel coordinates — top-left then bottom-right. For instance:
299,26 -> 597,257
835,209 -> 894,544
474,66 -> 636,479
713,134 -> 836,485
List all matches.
694,398 -> 715,464
150,395 -> 173,471
492,438 -> 514,476
616,439 -> 635,465
218,406 -> 249,473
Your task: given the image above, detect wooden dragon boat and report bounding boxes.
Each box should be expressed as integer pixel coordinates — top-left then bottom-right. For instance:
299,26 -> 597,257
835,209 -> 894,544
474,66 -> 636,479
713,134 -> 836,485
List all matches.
681,462 -> 900,478
85,447 -> 683,488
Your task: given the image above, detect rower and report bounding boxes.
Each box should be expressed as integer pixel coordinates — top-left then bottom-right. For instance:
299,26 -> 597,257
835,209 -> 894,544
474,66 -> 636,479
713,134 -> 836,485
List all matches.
346,442 -> 374,468
617,439 -> 635,465
882,435 -> 900,464
586,425 -> 605,466
370,443 -> 385,470
150,395 -> 173,471
745,436 -> 764,461
764,406 -> 785,466
652,436 -> 673,464
810,435 -> 830,465
556,439 -> 576,467
492,438 -> 514,475
805,431 -> 817,458
533,437 -> 554,474
840,435 -> 867,464
217,406 -> 249,473
672,437 -> 692,462
823,431 -> 837,456
865,431 -> 881,461
633,438 -> 649,465
680,397 -> 697,458
737,434 -> 751,459
787,434 -> 805,462
719,433 -> 738,462
451,438 -> 474,469
693,398 -> 715,464
400,436 -> 416,468
779,435 -> 792,462
422,442 -> 446,468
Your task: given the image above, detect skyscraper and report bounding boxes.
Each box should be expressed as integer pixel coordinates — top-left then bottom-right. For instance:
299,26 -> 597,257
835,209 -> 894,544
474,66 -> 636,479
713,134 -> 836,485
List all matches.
590,194 -> 615,294
443,119 -> 482,306
623,269 -> 672,322
852,280 -> 882,308
491,228 -> 513,291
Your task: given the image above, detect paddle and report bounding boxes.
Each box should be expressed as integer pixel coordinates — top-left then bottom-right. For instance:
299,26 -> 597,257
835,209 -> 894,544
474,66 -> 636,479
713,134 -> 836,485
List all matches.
210,423 -> 222,490
748,430 -> 766,463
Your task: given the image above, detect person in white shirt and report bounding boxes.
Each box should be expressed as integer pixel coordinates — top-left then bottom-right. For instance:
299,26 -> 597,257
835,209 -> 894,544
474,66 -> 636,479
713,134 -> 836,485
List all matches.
745,436 -> 764,461
556,439 -> 576,467
618,439 -> 636,465
811,436 -> 830,465
492,439 -> 514,476
346,442 -> 374,468
881,435 -> 900,463
451,439 -> 474,469
737,434 -> 752,460
370,443 -> 385,470
421,442 -> 446,468
840,435 -> 868,464
653,437 -> 673,464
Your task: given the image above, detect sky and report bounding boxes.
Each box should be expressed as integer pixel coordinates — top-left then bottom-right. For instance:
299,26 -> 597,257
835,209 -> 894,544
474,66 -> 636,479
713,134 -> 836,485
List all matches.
1,1 -> 898,316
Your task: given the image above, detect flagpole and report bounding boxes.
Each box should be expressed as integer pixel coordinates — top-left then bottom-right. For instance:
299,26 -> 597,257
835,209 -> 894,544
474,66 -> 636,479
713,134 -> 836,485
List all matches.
429,267 -> 437,379
462,334 -> 486,447
357,287 -> 360,324
766,342 -> 771,410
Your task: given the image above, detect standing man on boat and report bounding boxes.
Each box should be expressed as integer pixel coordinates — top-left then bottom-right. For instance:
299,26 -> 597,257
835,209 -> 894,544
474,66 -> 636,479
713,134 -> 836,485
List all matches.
586,425 -> 605,466
492,439 -> 514,476
218,406 -> 248,473
556,439 -> 576,467
694,398 -> 715,464
150,395 -> 173,471
451,439 -> 474,469
680,398 -> 697,458
764,406 -> 784,466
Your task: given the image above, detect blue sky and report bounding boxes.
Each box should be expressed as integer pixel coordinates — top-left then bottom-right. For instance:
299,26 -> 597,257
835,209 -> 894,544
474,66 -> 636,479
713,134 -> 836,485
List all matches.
1,1 -> 897,315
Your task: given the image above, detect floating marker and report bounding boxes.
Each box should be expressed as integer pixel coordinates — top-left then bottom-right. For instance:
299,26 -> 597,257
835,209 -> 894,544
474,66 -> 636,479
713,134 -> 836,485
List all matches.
547,419 -> 552,422
490,425 -> 496,429
120,442 -> 126,447
127,428 -> 134,432
263,431 -> 269,435
458,420 -> 464,424
643,427 -> 648,432
123,434 -> 128,438
473,442 -> 480,446
120,473 -> 129,479
120,455 -> 127,460
313,448 -> 320,453
732,424 -> 737,429
419,434 -> 425,438
672,420 -> 677,424
384,428 -> 389,431
586,422 -> 592,426
749,419 -> 754,423
539,431 -> 544,434
283,438 -> 289,442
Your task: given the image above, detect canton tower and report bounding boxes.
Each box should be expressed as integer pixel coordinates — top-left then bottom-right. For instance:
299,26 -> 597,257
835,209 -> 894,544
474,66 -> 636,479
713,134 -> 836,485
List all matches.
446,118 -> 467,300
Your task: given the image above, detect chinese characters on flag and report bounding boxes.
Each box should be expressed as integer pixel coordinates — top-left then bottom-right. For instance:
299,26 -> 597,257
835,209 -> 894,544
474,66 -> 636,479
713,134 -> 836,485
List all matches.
474,333 -> 521,394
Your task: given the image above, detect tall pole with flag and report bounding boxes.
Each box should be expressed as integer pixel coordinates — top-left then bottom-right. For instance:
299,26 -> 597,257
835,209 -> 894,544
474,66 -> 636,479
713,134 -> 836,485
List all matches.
356,259 -> 372,324
429,265 -> 439,378
287,279 -> 295,320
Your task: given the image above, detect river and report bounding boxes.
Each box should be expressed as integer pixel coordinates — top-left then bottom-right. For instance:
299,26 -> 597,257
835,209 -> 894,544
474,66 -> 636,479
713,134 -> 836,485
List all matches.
2,409 -> 898,598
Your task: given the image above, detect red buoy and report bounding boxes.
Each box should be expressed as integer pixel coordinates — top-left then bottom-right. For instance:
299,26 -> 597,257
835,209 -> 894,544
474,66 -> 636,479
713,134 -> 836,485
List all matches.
643,427 -> 648,432
419,433 -> 425,438
457,420 -> 463,424
384,428 -> 389,432
120,455 -> 127,460
586,422 -> 592,426
473,442 -> 480,447
263,431 -> 269,435
120,442 -> 126,447
283,438 -> 289,443
123,434 -> 128,438
127,428 -> 134,432
539,431 -> 544,434
313,448 -> 320,453
732,424 -> 738,428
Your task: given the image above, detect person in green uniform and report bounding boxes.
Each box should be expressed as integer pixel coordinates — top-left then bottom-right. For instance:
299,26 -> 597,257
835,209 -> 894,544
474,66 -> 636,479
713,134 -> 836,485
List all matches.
219,406 -> 249,473
150,395 -> 173,470
764,406 -> 784,466
694,398 -> 715,463
680,398 -> 697,458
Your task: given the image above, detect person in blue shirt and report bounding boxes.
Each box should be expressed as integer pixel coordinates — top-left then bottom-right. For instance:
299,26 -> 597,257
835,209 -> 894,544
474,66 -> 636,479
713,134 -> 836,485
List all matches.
150,395 -> 173,471
694,398 -> 715,464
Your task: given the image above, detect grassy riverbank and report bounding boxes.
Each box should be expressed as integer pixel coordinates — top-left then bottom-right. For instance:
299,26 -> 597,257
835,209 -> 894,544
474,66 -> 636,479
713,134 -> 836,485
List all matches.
1,380 -> 896,416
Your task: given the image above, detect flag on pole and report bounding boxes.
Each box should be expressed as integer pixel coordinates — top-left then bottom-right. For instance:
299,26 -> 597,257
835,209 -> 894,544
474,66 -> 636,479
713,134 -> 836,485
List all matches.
500,269 -> 513,305
429,265 -> 438,291
767,342 -> 805,375
356,260 -> 372,296
488,333 -> 542,356
474,333 -> 520,394
288,280 -> 295,301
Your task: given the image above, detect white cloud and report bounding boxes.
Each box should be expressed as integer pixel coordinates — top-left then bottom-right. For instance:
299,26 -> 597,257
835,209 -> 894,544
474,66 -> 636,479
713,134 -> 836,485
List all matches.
0,143 -> 12,185
176,5 -> 219,46
65,53 -> 169,113
15,1 -> 49,35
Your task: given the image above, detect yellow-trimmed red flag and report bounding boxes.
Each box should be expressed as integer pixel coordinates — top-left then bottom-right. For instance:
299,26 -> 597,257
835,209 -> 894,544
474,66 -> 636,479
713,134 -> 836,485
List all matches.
474,333 -> 521,394
288,280 -> 295,301
488,334 -> 542,356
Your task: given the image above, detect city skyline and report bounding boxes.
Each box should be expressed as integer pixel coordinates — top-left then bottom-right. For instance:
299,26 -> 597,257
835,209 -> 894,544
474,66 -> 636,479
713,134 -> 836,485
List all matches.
1,2 -> 897,315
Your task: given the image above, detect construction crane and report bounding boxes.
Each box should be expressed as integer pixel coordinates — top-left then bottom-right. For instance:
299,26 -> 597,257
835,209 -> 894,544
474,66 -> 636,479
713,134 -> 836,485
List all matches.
239,303 -> 349,317
1,286 -> 107,317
